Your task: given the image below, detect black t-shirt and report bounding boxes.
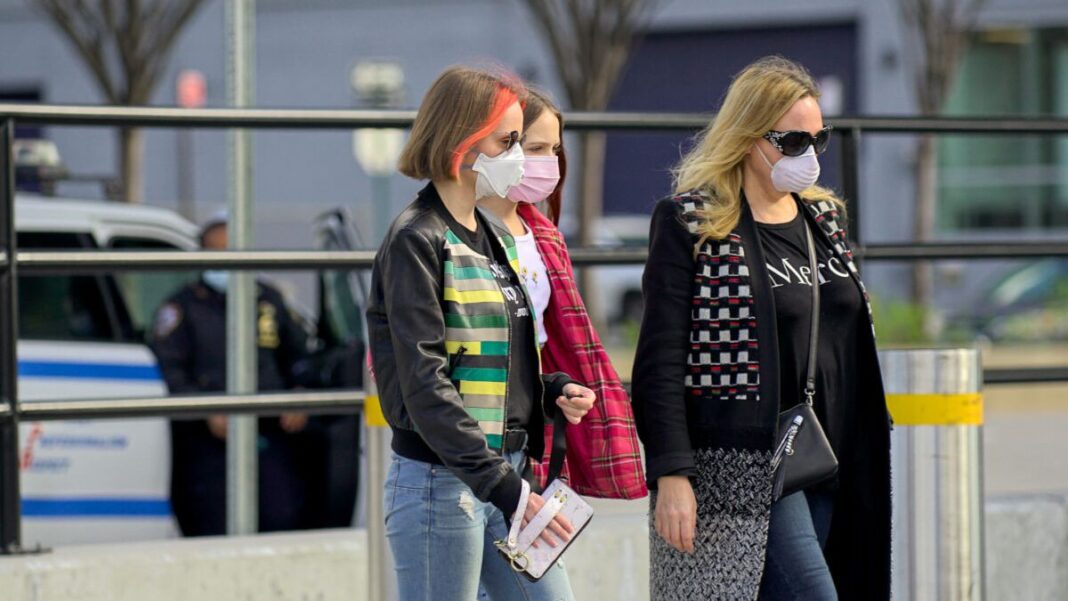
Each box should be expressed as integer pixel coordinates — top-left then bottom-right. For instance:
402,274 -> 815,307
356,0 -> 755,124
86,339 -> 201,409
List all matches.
756,209 -> 865,469
439,209 -> 538,430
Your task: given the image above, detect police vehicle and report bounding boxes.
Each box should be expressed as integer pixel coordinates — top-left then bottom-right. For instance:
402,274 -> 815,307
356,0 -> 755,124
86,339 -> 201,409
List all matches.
17,192 -> 199,546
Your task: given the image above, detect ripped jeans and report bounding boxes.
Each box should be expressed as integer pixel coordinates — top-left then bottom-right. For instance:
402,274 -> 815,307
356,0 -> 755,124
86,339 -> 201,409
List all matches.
384,451 -> 575,601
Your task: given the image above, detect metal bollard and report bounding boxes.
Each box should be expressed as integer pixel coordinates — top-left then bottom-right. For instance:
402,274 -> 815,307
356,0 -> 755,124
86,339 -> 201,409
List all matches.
881,348 -> 984,601
364,358 -> 395,601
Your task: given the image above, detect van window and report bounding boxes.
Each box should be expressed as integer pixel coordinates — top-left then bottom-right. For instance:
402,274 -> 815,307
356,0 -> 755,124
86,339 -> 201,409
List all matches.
109,237 -> 197,342
17,232 -> 116,341
321,269 -> 365,345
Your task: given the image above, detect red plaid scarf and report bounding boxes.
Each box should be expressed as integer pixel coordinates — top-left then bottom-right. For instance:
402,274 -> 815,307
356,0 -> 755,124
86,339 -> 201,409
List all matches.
519,203 -> 648,499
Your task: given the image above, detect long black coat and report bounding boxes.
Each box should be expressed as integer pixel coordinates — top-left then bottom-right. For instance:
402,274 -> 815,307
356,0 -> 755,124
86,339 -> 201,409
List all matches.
632,192 -> 892,601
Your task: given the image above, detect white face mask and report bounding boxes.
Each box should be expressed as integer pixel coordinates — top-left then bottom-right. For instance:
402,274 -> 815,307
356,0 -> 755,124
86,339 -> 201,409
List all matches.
757,144 -> 821,193
203,270 -> 229,293
470,143 -> 525,200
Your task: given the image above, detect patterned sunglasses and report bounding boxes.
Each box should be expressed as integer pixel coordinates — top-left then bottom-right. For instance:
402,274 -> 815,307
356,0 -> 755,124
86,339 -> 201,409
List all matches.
762,126 -> 833,157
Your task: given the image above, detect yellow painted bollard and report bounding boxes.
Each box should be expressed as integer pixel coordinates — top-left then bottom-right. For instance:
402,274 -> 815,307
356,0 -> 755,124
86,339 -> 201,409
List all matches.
363,356 -> 394,601
881,348 -> 984,601
363,385 -> 388,428
886,392 -> 983,427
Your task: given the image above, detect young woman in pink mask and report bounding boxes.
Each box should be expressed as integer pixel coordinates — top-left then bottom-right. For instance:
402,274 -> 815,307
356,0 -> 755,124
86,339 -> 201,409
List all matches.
478,88 -> 646,500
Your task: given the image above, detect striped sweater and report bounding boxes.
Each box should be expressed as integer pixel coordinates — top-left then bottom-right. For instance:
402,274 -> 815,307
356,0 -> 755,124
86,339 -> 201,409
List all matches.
441,228 -> 532,450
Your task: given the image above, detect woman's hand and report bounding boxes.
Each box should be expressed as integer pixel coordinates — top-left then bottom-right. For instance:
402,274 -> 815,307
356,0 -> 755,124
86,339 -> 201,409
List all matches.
655,475 -> 698,554
207,415 -> 228,440
519,491 -> 575,549
555,383 -> 596,425
279,412 -> 308,433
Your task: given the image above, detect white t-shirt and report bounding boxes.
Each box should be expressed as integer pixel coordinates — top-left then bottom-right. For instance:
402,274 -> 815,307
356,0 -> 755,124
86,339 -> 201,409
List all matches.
514,219 -> 551,348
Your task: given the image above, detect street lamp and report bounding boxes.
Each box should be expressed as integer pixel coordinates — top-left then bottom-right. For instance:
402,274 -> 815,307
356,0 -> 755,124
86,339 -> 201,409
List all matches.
350,61 -> 405,243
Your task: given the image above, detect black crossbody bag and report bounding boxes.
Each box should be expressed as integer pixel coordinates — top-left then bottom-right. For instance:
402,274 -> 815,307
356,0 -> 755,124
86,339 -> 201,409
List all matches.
770,218 -> 839,501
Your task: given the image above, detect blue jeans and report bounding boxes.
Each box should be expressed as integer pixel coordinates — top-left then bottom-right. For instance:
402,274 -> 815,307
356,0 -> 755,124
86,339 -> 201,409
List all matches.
758,489 -> 837,601
384,451 -> 575,601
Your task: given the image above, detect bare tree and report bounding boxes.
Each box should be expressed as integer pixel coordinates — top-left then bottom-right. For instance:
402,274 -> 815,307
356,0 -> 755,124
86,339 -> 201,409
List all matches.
898,0 -> 985,333
522,0 -> 659,318
34,0 -> 208,202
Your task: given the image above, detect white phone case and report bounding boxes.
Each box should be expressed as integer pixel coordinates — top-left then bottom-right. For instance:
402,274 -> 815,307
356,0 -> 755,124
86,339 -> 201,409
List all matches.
494,479 -> 594,581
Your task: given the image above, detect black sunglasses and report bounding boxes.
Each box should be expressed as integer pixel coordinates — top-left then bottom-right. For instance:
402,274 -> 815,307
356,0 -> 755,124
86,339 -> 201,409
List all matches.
503,130 -> 522,150
763,126 -> 833,157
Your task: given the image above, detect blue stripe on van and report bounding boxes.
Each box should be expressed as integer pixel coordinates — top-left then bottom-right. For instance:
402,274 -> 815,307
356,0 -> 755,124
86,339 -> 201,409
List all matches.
18,361 -> 161,381
22,497 -> 172,518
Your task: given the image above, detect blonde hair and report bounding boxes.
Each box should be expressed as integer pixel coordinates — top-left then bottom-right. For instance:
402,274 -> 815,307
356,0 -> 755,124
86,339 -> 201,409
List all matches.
398,66 -> 524,181
673,56 -> 844,242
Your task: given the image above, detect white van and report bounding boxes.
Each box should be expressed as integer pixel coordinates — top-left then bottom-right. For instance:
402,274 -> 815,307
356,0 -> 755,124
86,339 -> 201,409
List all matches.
16,193 -> 198,546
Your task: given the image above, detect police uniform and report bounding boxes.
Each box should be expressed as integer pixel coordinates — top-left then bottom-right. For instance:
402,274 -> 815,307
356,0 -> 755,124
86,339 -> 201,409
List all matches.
151,277 -> 319,536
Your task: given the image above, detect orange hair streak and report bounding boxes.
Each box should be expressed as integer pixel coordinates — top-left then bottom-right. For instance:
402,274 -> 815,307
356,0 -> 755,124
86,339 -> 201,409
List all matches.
449,84 -> 525,178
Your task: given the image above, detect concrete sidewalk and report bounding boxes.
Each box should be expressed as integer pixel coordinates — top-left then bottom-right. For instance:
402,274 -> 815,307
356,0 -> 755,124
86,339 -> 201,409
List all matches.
3,496 -> 1065,601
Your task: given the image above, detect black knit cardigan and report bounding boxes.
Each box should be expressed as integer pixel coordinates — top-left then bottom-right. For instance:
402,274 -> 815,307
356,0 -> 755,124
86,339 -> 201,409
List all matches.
632,190 -> 892,601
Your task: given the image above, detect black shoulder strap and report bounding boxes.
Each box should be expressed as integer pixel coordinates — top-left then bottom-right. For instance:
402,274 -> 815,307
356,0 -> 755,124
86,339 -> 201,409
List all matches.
545,408 -> 568,485
803,218 -> 820,406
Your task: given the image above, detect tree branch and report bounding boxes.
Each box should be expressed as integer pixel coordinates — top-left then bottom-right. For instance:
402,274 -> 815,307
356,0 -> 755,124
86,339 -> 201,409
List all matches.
32,0 -> 209,203
525,0 -> 584,105
522,0 -> 657,109
152,0 -> 207,67
898,0 -> 986,114
35,0 -> 120,103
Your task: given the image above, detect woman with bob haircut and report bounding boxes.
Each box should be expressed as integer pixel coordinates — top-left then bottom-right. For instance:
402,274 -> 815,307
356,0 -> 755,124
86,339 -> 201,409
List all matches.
632,56 -> 892,600
366,65 -> 594,601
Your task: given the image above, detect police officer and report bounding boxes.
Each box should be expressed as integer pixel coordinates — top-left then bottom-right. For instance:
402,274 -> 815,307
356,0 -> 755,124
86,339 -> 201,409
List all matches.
151,215 -> 318,536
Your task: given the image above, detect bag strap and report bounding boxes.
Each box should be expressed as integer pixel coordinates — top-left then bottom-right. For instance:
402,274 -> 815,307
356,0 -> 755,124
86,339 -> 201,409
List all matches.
545,405 -> 569,485
803,217 -> 820,406
506,479 -> 531,549
509,396 -> 569,550
515,485 -> 569,553
505,478 -> 568,555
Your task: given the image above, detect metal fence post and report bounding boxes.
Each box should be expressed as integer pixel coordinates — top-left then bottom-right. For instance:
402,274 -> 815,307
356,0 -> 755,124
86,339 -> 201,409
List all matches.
225,0 -> 258,536
363,358 -> 394,600
882,348 -> 985,601
0,118 -> 21,554
839,127 -> 862,249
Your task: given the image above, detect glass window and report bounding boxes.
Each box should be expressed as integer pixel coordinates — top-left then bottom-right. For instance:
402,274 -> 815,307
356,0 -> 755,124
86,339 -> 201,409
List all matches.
320,269 -> 364,345
315,211 -> 367,346
108,237 -> 198,342
17,232 -> 116,341
940,28 -> 1068,232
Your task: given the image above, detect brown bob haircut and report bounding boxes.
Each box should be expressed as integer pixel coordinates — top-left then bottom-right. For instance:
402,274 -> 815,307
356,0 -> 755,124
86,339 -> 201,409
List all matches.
521,87 -> 567,225
398,66 -> 525,182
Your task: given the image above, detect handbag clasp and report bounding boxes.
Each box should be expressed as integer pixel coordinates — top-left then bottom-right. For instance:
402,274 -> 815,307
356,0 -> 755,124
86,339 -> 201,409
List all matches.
509,551 -> 529,572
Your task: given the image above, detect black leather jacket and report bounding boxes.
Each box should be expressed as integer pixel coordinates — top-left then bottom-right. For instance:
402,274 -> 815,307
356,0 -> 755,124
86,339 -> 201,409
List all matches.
366,184 -> 575,515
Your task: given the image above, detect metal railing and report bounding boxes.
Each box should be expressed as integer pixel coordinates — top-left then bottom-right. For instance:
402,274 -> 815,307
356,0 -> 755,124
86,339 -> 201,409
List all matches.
1,104 -> 1068,556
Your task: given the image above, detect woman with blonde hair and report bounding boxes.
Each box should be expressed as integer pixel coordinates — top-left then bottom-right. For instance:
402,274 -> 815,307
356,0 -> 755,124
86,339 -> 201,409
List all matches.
632,56 -> 892,600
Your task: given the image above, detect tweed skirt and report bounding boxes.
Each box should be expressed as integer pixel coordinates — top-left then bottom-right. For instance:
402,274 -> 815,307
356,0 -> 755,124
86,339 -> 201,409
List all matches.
649,447 -> 774,601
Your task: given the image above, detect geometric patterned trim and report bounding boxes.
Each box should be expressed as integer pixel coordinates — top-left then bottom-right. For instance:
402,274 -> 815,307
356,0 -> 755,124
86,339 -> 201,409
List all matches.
804,200 -> 877,337
676,191 -> 761,402
674,191 -> 877,404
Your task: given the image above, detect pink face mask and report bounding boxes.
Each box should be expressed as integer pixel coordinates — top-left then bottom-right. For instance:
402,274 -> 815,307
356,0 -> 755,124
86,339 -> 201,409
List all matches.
509,156 -> 561,204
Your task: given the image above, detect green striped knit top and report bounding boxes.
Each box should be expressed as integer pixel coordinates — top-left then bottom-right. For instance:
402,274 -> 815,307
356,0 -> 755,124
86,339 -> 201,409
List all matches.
441,228 -> 539,450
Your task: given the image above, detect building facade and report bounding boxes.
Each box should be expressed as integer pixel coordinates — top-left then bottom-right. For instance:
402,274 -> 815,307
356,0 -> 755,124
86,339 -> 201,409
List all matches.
0,0 -> 1066,317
